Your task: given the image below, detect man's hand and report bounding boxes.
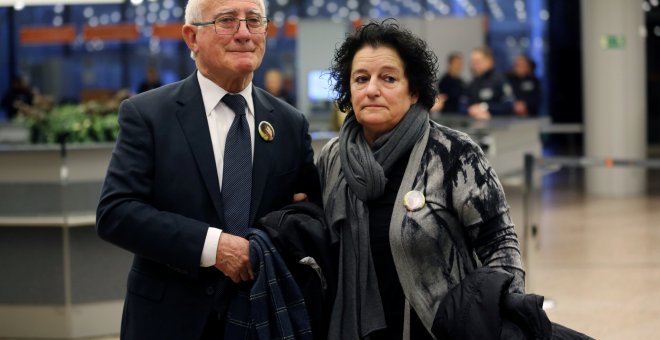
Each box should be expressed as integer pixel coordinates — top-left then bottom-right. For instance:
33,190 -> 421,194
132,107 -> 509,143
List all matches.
468,103 -> 492,120
215,233 -> 253,283
514,100 -> 528,117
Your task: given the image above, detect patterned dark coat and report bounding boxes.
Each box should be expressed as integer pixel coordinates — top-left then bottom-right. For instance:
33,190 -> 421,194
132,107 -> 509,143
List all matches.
317,120 -> 525,337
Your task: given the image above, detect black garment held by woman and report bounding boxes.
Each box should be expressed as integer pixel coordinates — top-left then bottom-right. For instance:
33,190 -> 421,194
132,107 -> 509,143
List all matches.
367,146 -> 434,340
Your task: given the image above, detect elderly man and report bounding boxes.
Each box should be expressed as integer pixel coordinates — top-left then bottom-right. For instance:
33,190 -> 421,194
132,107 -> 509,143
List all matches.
96,0 -> 321,338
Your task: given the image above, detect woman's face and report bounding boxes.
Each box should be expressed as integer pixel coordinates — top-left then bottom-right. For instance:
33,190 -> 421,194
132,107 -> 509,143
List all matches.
513,56 -> 531,77
350,45 -> 418,141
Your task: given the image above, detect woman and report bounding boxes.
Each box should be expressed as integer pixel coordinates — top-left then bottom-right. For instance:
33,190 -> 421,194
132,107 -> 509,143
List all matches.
317,20 -> 525,339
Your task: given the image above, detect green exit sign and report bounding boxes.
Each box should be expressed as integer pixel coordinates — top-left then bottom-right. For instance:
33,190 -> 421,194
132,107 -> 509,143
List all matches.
601,35 -> 625,49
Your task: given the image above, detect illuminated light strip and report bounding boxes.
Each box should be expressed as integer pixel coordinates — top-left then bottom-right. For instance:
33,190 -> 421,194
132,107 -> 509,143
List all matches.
152,22 -> 183,39
20,24 -> 76,44
82,23 -> 139,41
0,0 -> 123,7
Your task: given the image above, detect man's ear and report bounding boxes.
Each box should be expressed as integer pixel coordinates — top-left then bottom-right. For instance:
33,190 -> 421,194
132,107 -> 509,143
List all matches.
181,24 -> 198,55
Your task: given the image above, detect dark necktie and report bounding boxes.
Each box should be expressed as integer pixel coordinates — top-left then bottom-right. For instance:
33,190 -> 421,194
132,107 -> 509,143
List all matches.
221,94 -> 252,237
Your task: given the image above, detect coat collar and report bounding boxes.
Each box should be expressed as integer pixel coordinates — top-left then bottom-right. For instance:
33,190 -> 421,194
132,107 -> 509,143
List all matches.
175,72 -> 226,224
249,87 -> 275,225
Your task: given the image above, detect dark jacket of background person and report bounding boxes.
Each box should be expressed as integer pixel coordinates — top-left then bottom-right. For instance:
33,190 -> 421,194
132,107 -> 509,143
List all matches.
464,68 -> 515,115
257,202 -> 338,340
1,76 -> 33,120
95,72 -> 321,339
508,73 -> 542,117
438,73 -> 466,113
137,79 -> 162,94
137,69 -> 162,93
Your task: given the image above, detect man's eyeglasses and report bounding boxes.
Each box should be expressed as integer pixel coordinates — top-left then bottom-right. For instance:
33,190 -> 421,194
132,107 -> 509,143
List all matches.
192,16 -> 270,35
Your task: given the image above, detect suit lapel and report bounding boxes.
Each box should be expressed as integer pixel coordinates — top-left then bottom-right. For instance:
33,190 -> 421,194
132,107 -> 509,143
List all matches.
174,79 -> 275,227
249,88 -> 275,225
175,73 -> 225,224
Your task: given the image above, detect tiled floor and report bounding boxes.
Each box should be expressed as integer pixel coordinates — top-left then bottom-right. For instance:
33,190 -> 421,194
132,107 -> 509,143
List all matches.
506,169 -> 660,340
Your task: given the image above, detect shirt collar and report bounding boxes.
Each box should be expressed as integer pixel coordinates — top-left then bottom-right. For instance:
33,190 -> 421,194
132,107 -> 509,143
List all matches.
197,70 -> 255,117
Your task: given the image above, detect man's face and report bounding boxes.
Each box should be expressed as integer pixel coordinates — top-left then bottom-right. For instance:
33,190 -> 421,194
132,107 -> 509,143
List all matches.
186,0 -> 267,84
470,51 -> 492,77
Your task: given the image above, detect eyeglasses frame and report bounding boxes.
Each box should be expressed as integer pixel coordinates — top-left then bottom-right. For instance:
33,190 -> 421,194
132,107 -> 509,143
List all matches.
192,16 -> 270,35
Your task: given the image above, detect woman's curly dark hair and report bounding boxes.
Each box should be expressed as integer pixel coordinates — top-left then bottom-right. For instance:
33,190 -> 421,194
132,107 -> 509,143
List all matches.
329,19 -> 439,112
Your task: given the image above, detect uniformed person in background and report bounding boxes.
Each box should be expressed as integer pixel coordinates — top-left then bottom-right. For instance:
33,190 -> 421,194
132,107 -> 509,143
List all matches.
463,47 -> 514,120
431,52 -> 466,113
507,54 -> 541,117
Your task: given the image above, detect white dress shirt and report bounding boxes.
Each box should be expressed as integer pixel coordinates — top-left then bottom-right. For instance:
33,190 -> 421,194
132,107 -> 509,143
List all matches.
197,70 -> 256,267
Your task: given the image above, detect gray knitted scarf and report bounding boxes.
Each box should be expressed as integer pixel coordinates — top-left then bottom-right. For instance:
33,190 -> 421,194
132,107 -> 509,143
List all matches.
326,103 -> 428,340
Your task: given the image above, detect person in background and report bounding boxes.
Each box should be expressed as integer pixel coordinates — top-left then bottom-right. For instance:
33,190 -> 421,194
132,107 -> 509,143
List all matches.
137,67 -> 162,93
264,68 -> 296,106
464,46 -> 514,120
96,0 -> 321,338
507,54 -> 542,117
1,76 -> 34,120
319,20 -> 527,339
431,52 -> 465,113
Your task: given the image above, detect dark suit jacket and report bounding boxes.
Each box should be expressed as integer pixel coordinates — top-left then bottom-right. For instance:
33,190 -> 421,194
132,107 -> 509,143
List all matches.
96,72 -> 321,339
